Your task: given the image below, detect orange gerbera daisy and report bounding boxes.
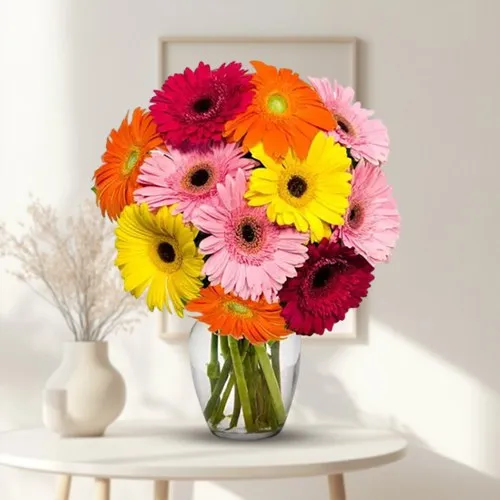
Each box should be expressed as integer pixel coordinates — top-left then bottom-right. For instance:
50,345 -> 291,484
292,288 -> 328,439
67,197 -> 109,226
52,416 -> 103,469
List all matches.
94,108 -> 165,220
186,286 -> 292,345
223,61 -> 336,160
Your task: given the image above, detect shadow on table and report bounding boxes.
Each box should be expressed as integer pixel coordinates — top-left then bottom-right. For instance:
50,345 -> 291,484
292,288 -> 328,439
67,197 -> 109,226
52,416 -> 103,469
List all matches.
209,445 -> 500,500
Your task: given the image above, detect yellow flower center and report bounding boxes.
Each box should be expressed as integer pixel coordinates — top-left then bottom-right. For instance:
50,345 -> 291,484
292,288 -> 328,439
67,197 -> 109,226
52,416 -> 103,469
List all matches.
224,300 -> 253,318
150,237 -> 182,273
267,93 -> 288,115
124,148 -> 141,175
277,164 -> 317,209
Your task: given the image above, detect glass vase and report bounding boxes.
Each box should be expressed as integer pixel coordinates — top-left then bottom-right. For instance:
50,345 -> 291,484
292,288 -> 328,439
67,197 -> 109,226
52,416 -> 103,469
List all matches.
189,321 -> 301,440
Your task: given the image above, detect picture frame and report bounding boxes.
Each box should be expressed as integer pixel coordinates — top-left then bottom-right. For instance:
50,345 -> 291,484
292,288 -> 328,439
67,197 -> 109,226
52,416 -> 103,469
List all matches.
157,36 -> 359,342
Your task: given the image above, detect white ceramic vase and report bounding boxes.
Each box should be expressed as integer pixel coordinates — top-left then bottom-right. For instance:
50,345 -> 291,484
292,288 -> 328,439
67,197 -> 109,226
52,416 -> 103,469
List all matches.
42,342 -> 126,437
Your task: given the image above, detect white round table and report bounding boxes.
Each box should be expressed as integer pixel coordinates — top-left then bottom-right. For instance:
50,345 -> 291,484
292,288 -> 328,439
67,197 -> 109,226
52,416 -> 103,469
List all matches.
0,421 -> 407,500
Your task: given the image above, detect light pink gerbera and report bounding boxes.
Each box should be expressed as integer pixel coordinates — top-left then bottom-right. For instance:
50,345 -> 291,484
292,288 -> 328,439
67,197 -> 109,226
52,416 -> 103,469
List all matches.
309,78 -> 390,165
334,160 -> 400,265
192,169 -> 309,302
134,143 -> 255,222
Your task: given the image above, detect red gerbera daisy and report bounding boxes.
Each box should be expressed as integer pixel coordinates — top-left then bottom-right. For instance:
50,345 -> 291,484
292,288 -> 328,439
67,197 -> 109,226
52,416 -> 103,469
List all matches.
149,61 -> 254,150
279,239 -> 374,336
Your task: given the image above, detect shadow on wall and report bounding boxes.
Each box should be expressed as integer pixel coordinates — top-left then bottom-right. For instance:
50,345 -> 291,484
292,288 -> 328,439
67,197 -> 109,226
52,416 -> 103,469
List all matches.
292,342 -> 360,423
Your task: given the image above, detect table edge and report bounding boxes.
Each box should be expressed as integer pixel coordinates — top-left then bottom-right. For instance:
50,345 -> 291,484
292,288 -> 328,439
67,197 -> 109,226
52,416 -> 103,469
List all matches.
0,445 -> 407,480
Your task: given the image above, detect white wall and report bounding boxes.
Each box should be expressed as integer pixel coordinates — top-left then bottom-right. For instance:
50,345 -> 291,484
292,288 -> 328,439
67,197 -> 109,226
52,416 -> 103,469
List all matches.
1,0 -> 500,498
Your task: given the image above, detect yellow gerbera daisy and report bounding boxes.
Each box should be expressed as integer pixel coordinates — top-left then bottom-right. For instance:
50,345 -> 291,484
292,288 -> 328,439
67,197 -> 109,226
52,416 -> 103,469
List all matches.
245,133 -> 352,242
115,203 -> 204,315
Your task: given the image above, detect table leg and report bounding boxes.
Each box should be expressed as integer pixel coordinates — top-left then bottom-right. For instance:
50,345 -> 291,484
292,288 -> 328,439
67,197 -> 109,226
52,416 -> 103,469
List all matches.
154,480 -> 169,500
328,474 -> 346,500
55,474 -> 72,500
94,478 -> 110,500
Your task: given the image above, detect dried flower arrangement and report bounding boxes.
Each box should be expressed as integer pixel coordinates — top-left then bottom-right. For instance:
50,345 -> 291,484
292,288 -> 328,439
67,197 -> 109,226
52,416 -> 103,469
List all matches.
0,199 -> 143,341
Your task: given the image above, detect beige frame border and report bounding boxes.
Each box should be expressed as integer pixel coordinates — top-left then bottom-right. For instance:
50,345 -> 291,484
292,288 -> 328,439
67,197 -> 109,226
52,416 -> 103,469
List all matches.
157,36 -> 359,342
158,36 -> 358,88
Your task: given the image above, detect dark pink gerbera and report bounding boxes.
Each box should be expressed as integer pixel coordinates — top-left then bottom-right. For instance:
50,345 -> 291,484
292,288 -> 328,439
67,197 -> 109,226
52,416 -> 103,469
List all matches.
149,62 -> 254,150
279,239 -> 374,336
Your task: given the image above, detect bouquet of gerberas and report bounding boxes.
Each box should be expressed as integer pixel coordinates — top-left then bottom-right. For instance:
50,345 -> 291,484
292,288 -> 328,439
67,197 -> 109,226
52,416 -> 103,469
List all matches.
92,60 -> 400,439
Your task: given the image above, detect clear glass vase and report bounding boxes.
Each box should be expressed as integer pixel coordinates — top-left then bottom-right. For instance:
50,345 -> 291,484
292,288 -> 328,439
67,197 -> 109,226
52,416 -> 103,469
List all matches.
189,321 -> 301,440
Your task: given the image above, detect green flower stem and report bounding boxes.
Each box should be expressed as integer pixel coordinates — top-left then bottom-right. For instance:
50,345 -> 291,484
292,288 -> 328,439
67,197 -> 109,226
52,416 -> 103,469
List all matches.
220,335 -> 229,359
208,344 -> 250,425
203,357 -> 232,420
229,337 -> 255,432
254,344 -> 287,426
262,376 -> 279,430
256,370 -> 267,427
271,341 -> 281,388
267,395 -> 279,429
207,334 -> 220,392
244,351 -> 256,419
229,384 -> 241,429
211,376 -> 235,426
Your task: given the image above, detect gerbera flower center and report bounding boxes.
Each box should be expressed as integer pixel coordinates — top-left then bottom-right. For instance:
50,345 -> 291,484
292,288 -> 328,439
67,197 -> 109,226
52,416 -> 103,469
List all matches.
276,168 -> 317,210
225,300 -> 252,317
287,175 -> 308,198
335,114 -> 354,136
190,167 -> 210,187
182,162 -> 216,193
193,97 -> 214,114
347,203 -> 364,229
312,264 -> 333,288
124,148 -> 141,175
267,93 -> 288,115
157,242 -> 176,263
235,216 -> 264,253
241,224 -> 256,243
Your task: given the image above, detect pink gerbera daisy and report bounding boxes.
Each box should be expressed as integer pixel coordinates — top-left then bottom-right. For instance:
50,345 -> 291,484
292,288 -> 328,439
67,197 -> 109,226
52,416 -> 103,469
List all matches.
192,169 -> 309,302
134,143 -> 256,222
309,78 -> 390,165
279,239 -> 374,336
150,62 -> 254,150
334,160 -> 400,265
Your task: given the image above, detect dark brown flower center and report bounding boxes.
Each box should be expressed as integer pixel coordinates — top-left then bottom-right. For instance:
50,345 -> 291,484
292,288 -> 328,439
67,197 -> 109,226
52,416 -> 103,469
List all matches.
157,242 -> 176,263
190,168 -> 210,187
287,176 -> 308,198
338,120 -> 349,133
349,206 -> 358,221
336,114 -> 353,135
236,217 -> 264,253
312,265 -> 332,288
193,97 -> 213,114
347,203 -> 364,229
241,224 -> 256,243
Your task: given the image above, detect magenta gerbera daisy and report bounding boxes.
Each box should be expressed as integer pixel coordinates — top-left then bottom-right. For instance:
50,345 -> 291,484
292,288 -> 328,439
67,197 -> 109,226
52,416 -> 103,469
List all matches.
279,240 -> 374,336
309,78 -> 390,165
334,160 -> 400,265
150,62 -> 254,150
134,143 -> 256,222
192,169 -> 309,303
